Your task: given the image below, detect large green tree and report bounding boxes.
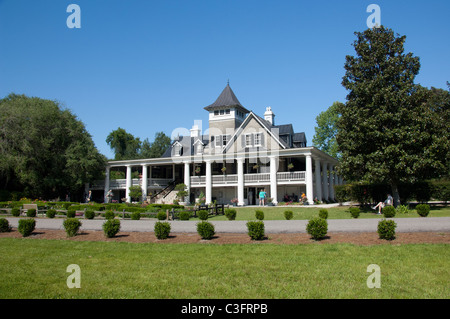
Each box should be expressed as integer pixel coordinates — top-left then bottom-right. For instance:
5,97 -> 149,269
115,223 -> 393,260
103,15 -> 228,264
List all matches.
337,26 -> 449,205
106,129 -> 171,160
312,101 -> 342,159
106,128 -> 142,160
0,94 -> 106,200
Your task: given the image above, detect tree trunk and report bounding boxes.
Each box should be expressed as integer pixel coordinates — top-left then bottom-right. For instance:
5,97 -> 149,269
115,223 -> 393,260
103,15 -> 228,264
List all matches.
391,182 -> 400,207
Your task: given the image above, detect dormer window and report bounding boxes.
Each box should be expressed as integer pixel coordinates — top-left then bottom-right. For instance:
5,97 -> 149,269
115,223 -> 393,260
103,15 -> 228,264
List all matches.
173,142 -> 182,156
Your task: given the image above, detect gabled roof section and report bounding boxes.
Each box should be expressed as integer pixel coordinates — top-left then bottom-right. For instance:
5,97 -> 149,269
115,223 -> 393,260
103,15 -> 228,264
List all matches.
204,84 -> 250,113
222,111 -> 288,153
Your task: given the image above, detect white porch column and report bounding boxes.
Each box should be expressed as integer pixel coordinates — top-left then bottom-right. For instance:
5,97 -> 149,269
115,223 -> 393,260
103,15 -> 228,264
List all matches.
314,159 -> 322,202
125,165 -> 132,203
104,166 -> 110,203
205,160 -> 212,205
322,162 -> 329,201
269,156 -> 278,205
237,158 -> 245,206
141,164 -> 148,201
329,165 -> 335,201
184,161 -> 191,202
305,154 -> 314,205
172,164 -> 176,181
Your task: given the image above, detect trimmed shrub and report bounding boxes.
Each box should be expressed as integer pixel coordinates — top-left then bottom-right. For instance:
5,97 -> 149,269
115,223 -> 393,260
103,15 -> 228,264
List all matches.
319,209 -> 328,219
18,219 -> 35,237
66,209 -> 76,218
154,221 -> 171,239
157,211 -> 167,220
255,210 -> 264,220
382,206 -> 396,218
84,209 -> 95,220
246,221 -> 265,240
225,208 -> 237,221
63,218 -> 82,237
378,219 -> 397,240
306,217 -> 328,240
416,204 -> 430,217
179,211 -> 190,221
103,219 -> 121,238
104,210 -> 115,220
131,211 -> 141,220
198,210 -> 209,220
0,218 -> 11,232
284,210 -> 294,220
46,209 -> 56,218
349,207 -> 360,218
197,221 -> 215,240
26,208 -> 36,217
11,208 -> 20,217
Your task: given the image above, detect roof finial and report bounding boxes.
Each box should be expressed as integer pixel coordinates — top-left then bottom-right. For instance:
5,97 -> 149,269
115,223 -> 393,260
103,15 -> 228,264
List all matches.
227,79 -> 229,86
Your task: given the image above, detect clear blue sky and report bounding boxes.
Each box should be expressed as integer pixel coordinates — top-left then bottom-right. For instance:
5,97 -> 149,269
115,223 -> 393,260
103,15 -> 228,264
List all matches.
1,0 -> 448,160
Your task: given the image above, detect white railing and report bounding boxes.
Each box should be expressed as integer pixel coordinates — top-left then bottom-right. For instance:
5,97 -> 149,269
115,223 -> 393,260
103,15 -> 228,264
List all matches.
244,173 -> 270,183
94,172 -> 307,189
277,171 -> 305,182
212,174 -> 238,184
93,178 -> 173,189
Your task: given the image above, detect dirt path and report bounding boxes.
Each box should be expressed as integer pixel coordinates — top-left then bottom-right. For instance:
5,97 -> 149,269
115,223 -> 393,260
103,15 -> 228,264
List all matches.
1,228 -> 449,245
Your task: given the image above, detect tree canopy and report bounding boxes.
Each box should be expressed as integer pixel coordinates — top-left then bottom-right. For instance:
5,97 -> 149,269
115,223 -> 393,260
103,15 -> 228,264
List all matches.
337,26 -> 449,205
312,101 -> 342,159
0,93 -> 107,200
106,129 -> 171,160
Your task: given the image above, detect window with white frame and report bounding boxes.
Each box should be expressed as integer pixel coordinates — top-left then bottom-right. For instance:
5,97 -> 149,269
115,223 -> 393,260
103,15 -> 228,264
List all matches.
254,133 -> 262,146
245,134 -> 252,147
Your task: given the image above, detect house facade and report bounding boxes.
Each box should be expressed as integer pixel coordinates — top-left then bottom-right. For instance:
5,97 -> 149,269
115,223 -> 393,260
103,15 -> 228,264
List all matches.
89,84 -> 341,205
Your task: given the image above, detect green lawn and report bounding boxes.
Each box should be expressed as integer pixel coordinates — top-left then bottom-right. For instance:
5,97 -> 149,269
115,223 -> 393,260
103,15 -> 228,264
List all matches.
195,205 -> 450,221
0,238 -> 448,299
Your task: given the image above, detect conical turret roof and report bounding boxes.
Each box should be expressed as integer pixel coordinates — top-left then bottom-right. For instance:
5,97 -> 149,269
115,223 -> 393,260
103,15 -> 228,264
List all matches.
204,83 -> 250,113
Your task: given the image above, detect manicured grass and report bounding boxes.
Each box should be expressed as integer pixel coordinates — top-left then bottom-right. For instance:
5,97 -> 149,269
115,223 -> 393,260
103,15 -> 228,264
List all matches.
196,205 -> 450,221
0,238 -> 448,299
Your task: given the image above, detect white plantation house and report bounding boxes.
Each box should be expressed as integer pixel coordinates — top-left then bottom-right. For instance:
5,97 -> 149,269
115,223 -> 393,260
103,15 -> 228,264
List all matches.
89,84 -> 341,205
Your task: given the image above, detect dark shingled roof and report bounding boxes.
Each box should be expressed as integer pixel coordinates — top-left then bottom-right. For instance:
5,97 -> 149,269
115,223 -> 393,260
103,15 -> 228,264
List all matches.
204,84 -> 250,113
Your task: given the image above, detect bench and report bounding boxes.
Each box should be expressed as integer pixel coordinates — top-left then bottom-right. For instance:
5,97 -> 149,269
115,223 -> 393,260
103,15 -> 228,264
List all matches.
21,204 -> 39,216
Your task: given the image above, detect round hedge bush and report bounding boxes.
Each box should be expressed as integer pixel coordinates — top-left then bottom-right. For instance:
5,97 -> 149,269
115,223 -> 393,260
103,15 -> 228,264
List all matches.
255,210 -> 264,220
319,209 -> 328,219
46,209 -> 56,218
154,221 -> 171,239
84,209 -> 95,219
246,221 -> 265,240
26,208 -> 36,218
382,206 -> 396,218
416,204 -> 430,217
18,218 -> 35,237
197,221 -> 215,240
284,210 -> 294,220
157,211 -> 167,220
66,209 -> 76,218
102,219 -> 121,238
198,210 -> 209,220
63,218 -> 82,237
306,217 -> 328,240
104,210 -> 115,220
225,208 -> 237,221
349,207 -> 360,219
179,211 -> 190,221
11,208 -> 20,217
0,218 -> 11,232
377,219 -> 397,240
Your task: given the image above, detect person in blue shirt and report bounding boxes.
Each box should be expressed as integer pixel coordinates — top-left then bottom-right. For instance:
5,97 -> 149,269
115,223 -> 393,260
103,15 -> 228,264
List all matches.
259,189 -> 267,206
